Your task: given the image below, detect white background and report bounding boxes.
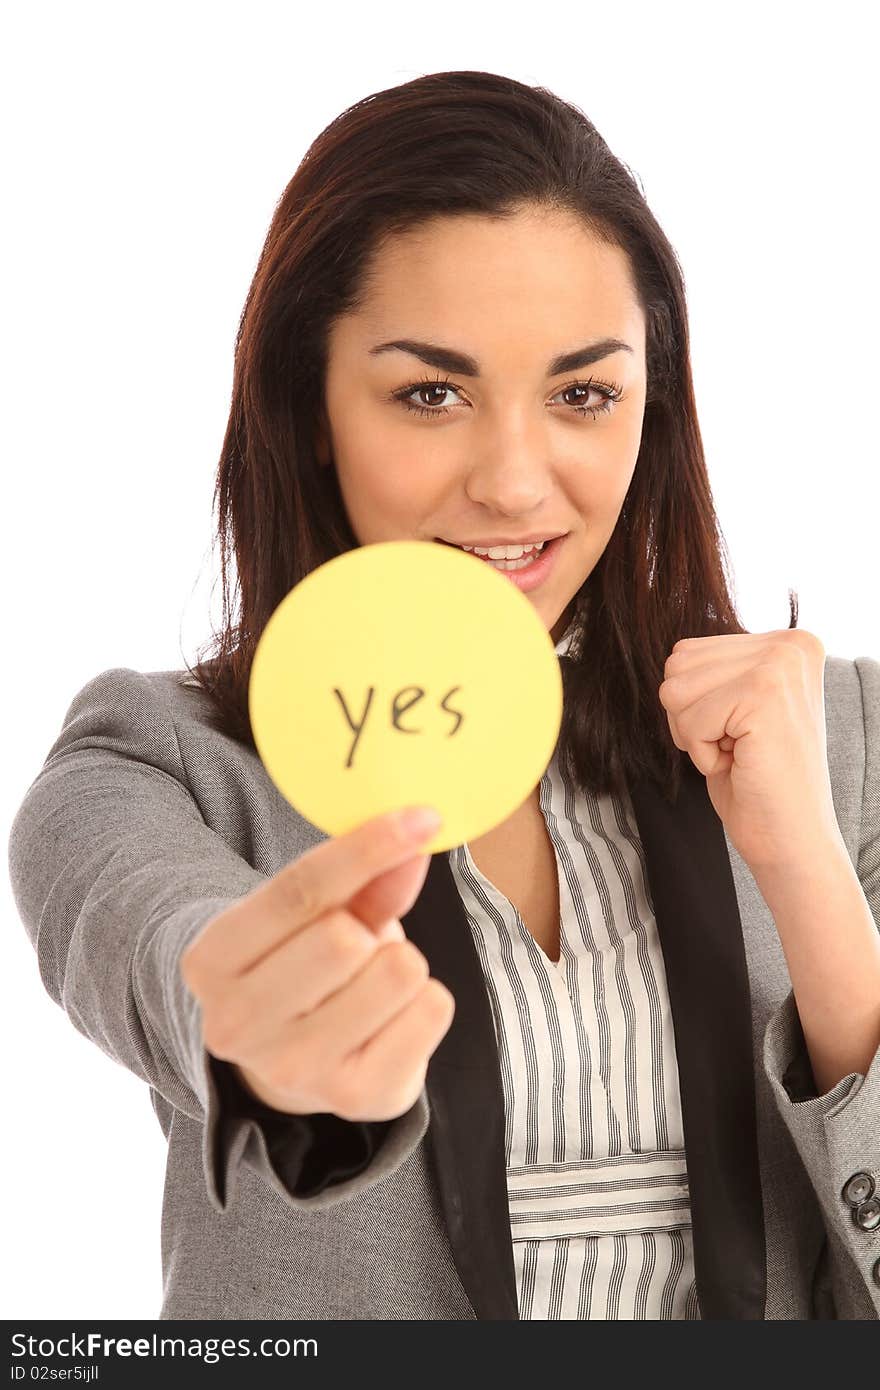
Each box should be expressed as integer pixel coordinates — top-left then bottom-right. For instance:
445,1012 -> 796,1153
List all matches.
2,0 -> 877,1319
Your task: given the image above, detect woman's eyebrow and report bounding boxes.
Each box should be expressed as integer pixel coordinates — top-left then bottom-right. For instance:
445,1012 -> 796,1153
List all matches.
368,336 -> 633,377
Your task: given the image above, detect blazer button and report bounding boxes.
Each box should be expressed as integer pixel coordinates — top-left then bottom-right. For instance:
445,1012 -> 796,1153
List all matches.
873,1257 -> 880,1289
842,1172 -> 875,1207
853,1198 -> 880,1231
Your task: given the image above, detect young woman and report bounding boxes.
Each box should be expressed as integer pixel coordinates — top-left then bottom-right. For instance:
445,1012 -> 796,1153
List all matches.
9,69 -> 880,1321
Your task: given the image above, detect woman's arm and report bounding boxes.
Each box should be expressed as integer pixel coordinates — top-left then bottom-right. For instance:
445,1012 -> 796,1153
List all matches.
7,666 -> 429,1214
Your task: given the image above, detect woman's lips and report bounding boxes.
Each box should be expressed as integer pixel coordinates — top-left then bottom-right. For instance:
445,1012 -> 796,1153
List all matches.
434,533 -> 567,592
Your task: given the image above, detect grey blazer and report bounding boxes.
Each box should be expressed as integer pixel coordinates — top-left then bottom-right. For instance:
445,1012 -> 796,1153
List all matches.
7,654 -> 880,1320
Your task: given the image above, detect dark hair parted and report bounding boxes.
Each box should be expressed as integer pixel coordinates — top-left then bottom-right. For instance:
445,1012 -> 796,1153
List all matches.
182,68 -> 797,807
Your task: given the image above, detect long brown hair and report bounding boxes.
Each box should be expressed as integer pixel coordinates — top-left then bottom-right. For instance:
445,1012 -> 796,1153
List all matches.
183,69 -> 797,806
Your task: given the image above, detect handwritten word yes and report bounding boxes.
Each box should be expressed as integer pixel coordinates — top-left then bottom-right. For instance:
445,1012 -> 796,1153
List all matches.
332,684 -> 465,769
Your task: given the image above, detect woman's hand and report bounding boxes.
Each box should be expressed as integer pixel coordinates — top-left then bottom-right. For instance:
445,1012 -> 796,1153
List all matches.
180,807 -> 454,1123
658,628 -> 844,874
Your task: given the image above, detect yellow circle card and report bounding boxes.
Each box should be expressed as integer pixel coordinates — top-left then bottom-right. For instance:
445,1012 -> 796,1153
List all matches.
248,540 -> 564,853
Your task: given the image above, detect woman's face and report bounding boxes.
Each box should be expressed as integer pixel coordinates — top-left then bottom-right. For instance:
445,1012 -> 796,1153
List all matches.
317,206 -> 647,645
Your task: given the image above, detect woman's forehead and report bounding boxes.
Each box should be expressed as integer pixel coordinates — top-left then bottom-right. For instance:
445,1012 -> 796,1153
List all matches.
334,228 -> 644,362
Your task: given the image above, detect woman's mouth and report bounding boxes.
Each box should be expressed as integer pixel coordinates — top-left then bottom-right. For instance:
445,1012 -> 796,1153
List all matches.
434,534 -> 568,592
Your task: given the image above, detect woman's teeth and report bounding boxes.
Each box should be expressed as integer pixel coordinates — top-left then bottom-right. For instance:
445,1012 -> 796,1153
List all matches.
459,540 -> 547,570
482,548 -> 543,571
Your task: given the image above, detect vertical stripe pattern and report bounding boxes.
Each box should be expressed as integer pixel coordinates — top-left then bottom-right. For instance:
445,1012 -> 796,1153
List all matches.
448,739 -> 701,1320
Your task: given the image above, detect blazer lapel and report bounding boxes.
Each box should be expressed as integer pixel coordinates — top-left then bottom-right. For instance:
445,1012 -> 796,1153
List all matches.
627,758 -> 768,1319
406,851 -> 520,1319
404,755 -> 767,1321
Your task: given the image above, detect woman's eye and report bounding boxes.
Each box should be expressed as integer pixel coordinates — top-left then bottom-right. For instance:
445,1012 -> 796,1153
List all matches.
393,381 -> 466,417
390,378 -> 622,421
558,383 -> 621,418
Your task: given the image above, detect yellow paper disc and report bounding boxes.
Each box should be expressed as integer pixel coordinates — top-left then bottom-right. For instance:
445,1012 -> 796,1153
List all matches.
248,540 -> 564,853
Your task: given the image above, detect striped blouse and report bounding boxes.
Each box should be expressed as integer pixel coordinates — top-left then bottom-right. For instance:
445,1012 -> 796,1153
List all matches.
446,627 -> 701,1320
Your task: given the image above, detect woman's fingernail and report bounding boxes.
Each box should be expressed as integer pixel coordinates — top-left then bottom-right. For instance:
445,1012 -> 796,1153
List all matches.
394,805 -> 443,840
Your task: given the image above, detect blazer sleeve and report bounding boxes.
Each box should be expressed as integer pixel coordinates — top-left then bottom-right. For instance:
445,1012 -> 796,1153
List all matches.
6,666 -> 431,1215
761,654 -> 880,1318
